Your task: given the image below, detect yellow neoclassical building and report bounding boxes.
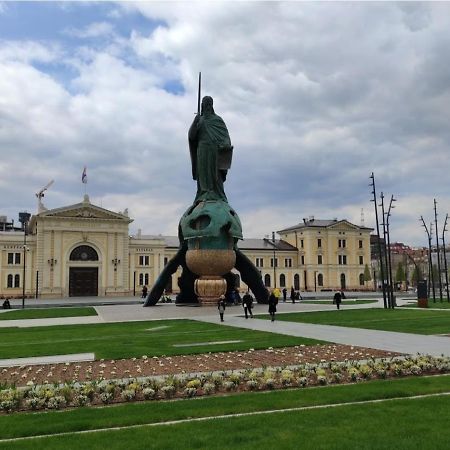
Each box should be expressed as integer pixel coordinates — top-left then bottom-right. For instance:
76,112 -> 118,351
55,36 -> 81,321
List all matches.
0,198 -> 372,299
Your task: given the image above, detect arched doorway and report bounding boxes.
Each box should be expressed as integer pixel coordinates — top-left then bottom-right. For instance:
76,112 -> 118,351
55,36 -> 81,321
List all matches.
294,273 -> 300,290
69,245 -> 99,297
340,273 -> 346,290
280,274 -> 286,288
318,273 -> 324,287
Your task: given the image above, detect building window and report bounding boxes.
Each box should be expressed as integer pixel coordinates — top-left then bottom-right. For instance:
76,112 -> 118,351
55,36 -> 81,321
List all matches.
264,274 -> 271,287
359,240 -> 363,249
284,258 -> 292,268
7,274 -> 13,288
256,257 -> 264,268
317,238 -> 322,248
7,253 -> 21,265
280,274 -> 286,287
318,255 -> 323,265
338,239 -> 346,248
70,245 -> 98,261
270,258 -> 278,268
14,274 -> 20,288
317,273 -> 324,287
301,255 -> 305,265
340,273 -> 346,289
139,255 -> 149,266
139,273 -> 144,285
144,273 -> 149,285
359,255 -> 364,265
359,273 -> 365,286
300,239 -> 304,248
338,255 -> 347,265
294,274 -> 300,290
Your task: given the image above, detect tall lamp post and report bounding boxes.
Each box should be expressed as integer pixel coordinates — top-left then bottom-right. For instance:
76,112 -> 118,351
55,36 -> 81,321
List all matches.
272,231 -> 277,288
434,199 -> 443,302
369,173 -> 387,308
420,217 -> 435,302
441,213 -> 450,303
18,212 -> 31,309
380,192 -> 392,308
386,195 -> 396,308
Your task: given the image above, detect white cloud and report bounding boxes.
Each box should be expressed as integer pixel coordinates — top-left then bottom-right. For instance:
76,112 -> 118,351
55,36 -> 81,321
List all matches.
64,21 -> 115,39
1,2 -> 450,246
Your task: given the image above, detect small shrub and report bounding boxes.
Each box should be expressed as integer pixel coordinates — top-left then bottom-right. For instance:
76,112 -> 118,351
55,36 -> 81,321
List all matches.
99,392 -> 114,404
74,394 -> 90,407
246,380 -> 259,390
333,373 -> 343,383
186,379 -> 201,389
202,383 -> 216,395
121,389 -> 136,402
161,385 -> 176,399
223,381 -> 236,391
184,387 -> 197,398
298,377 -> 308,387
47,395 -> 67,410
142,388 -> 156,400
317,375 -> 328,386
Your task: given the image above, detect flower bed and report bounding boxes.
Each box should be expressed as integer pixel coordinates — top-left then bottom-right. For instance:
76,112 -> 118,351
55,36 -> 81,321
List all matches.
1,355 -> 449,414
0,344 -> 398,387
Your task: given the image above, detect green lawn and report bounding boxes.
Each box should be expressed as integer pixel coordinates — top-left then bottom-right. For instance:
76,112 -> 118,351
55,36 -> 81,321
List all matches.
263,308 -> 450,334
0,307 -> 97,321
0,375 -> 449,448
0,319 -> 324,360
401,301 -> 450,309
297,300 -> 377,305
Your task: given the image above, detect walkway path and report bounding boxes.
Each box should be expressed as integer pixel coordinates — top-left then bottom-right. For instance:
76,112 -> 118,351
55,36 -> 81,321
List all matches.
193,314 -> 450,357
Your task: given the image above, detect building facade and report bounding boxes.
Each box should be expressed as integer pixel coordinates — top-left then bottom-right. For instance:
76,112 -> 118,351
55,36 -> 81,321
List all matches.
0,199 -> 373,299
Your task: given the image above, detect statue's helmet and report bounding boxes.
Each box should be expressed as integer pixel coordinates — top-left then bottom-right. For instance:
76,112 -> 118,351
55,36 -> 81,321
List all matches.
201,96 -> 214,114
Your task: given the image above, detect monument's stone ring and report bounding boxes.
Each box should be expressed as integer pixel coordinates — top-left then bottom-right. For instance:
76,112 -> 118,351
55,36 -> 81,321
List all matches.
186,249 -> 236,277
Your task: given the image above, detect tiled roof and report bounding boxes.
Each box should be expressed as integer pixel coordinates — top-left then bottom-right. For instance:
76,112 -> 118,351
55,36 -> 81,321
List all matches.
279,218 -> 373,233
132,235 -> 297,251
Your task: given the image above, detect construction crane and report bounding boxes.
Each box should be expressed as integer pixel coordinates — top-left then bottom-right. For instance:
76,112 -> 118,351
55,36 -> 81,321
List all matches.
35,180 -> 54,213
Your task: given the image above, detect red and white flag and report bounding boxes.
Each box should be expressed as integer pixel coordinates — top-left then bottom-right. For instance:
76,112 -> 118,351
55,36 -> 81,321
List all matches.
82,166 -> 87,184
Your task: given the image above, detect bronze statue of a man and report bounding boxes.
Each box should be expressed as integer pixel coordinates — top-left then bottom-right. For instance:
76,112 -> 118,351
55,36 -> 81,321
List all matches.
188,96 -> 233,203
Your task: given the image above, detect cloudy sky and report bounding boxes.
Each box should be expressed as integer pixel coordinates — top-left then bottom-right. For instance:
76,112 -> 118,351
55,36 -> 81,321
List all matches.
1,1 -> 449,246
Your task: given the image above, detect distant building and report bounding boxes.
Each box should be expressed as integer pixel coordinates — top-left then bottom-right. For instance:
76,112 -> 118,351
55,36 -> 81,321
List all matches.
0,198 -> 373,299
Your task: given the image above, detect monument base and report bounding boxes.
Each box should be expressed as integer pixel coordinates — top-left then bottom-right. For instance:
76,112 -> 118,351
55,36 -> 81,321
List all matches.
195,276 -> 227,306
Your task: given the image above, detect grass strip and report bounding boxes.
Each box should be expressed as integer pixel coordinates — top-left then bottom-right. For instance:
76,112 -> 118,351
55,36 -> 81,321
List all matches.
1,386 -> 450,449
260,308 -> 450,334
0,375 -> 448,441
0,319 -> 324,359
295,300 -> 377,305
400,302 -> 450,309
0,307 -> 97,321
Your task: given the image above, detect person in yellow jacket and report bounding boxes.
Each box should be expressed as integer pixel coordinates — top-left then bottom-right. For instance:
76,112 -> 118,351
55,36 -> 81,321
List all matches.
272,287 -> 281,300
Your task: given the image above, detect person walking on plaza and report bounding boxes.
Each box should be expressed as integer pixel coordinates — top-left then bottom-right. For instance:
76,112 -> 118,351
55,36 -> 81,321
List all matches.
268,290 -> 277,322
242,291 -> 254,319
282,287 -> 287,302
273,287 -> 281,301
290,286 -> 295,303
333,291 -> 342,310
218,295 -> 226,322
141,285 -> 148,299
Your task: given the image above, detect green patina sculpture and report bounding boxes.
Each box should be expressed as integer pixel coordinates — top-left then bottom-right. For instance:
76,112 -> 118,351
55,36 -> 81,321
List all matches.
144,94 -> 268,306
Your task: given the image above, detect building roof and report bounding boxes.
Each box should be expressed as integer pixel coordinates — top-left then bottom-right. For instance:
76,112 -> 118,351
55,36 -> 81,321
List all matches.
278,218 -> 373,233
131,235 -> 297,251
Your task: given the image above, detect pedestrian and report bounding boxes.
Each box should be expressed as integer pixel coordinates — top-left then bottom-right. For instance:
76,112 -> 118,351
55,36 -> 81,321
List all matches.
2,298 -> 11,309
218,295 -> 226,322
340,290 -> 346,300
282,287 -> 287,302
273,287 -> 281,301
268,290 -> 277,322
333,291 -> 342,310
141,285 -> 148,299
290,286 -> 295,303
242,291 -> 254,319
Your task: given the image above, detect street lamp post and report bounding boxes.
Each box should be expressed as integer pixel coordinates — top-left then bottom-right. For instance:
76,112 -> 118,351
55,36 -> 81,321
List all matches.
386,195 -> 396,308
380,192 -> 391,308
441,213 -> 450,303
272,231 -> 277,288
434,199 -> 443,302
18,212 -> 31,309
420,217 -> 435,302
369,173 -> 388,309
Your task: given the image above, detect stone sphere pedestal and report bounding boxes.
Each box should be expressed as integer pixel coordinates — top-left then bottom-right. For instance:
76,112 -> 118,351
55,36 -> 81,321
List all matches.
186,249 -> 235,306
